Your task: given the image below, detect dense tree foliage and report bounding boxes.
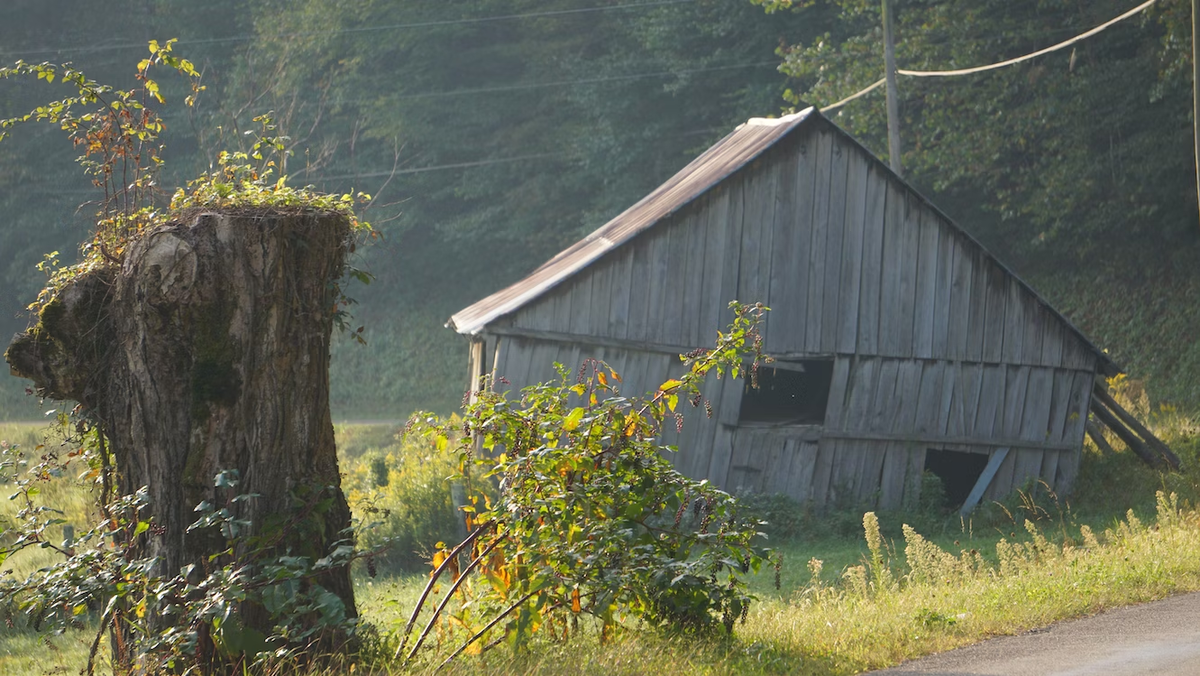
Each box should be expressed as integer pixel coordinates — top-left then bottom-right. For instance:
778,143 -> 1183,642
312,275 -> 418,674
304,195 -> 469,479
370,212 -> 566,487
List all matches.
2,0 -> 1199,417
756,0 -> 1200,404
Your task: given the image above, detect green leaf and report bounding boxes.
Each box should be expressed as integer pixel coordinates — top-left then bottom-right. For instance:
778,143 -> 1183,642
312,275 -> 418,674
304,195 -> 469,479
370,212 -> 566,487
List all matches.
563,407 -> 585,431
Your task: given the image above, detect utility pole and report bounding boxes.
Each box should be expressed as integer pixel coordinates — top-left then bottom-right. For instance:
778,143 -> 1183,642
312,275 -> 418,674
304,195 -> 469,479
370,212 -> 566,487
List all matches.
882,0 -> 903,177
1193,0 -> 1199,229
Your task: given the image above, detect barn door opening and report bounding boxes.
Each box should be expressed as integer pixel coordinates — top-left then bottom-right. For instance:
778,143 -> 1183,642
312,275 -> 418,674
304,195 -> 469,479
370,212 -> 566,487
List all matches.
738,359 -> 834,425
923,449 -> 988,508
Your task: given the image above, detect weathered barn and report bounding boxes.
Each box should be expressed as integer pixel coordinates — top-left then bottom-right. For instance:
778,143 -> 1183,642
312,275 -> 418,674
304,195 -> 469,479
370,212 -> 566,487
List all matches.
448,108 -> 1121,511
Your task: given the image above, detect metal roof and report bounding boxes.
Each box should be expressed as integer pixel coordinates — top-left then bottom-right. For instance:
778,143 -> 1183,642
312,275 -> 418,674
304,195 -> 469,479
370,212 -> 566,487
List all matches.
448,108 -> 815,335
447,107 -> 1118,376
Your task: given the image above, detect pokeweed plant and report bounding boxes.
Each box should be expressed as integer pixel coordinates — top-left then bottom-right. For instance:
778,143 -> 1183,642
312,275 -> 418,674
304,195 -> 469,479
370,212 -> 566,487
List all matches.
400,301 -> 783,667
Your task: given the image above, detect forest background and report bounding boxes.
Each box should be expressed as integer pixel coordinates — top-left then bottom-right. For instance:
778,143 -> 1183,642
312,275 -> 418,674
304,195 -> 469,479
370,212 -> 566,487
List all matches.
1,0 -> 1197,421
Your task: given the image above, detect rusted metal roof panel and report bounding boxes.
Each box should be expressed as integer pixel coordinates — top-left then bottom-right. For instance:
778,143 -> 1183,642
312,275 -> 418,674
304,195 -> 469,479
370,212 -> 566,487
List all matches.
447,108 -> 816,335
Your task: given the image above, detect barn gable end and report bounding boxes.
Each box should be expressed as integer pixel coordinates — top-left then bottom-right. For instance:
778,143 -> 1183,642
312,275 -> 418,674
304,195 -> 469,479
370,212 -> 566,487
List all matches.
451,109 -> 1113,511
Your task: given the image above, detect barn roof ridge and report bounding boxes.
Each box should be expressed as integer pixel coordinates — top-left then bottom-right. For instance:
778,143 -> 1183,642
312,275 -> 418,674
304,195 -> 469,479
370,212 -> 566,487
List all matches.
447,108 -> 1118,376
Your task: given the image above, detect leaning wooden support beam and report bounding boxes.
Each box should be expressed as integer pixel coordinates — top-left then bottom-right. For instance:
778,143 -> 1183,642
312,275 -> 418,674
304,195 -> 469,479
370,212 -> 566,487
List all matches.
1084,420 -> 1118,456
1092,384 -> 1182,470
1089,401 -> 1162,468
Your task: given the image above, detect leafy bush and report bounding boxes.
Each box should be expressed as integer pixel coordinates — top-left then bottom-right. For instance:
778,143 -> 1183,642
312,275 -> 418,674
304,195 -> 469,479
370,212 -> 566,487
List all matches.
397,302 -> 780,667
343,428 -> 464,572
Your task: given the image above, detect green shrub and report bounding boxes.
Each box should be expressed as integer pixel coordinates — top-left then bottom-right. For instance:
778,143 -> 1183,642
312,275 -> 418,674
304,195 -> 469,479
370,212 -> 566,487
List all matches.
344,428 -> 463,572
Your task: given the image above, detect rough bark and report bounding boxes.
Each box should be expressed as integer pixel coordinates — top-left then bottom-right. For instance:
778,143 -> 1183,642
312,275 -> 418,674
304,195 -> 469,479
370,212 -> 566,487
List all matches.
6,209 -> 357,647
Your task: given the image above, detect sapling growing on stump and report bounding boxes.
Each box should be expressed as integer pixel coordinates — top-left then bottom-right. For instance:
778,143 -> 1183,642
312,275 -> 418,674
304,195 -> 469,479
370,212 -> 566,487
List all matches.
1,43 -> 373,672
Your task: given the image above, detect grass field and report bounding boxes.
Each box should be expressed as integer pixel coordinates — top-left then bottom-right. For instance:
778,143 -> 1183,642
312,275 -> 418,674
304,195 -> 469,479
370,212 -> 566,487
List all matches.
2,412 -> 1199,675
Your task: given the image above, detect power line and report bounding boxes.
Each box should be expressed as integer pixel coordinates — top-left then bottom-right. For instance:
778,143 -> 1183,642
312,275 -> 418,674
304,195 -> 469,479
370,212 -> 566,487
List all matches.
345,61 -> 777,102
0,0 -> 697,60
899,0 -> 1157,78
308,153 -> 563,182
822,0 -> 1158,112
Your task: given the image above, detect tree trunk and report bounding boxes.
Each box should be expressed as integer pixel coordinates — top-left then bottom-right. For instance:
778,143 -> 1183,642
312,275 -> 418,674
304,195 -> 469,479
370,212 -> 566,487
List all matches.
6,210 -> 357,653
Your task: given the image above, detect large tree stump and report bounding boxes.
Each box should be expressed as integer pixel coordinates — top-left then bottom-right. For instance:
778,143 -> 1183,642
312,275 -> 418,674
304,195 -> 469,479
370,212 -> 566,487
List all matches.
6,210 -> 357,651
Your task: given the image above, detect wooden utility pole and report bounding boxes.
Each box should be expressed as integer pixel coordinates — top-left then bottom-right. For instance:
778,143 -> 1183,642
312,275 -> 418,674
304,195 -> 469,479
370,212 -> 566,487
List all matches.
882,0 -> 903,177
1193,0 -> 1199,228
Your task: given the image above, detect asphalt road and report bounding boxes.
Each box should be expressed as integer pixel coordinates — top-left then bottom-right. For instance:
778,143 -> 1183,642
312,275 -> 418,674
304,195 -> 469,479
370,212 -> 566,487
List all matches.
868,591 -> 1200,676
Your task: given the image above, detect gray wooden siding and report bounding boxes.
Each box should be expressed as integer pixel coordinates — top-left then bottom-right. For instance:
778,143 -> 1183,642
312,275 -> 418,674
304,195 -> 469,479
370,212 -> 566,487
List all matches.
505,126 -> 1097,372
477,123 -> 1100,509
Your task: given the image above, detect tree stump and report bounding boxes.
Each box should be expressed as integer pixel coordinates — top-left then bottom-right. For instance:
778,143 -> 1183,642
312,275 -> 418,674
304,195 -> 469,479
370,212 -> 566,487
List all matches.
6,209 -> 357,651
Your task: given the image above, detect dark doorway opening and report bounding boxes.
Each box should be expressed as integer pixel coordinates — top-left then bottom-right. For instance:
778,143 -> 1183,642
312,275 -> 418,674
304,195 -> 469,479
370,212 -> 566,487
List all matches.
923,449 -> 989,507
738,359 -> 834,425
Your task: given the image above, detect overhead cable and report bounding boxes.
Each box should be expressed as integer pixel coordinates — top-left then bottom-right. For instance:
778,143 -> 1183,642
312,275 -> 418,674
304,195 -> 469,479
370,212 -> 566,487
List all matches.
0,0 -> 697,59
822,0 -> 1158,112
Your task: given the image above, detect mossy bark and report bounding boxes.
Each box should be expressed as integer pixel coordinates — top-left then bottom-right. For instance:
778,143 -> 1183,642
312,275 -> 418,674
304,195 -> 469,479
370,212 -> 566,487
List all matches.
5,210 -> 357,651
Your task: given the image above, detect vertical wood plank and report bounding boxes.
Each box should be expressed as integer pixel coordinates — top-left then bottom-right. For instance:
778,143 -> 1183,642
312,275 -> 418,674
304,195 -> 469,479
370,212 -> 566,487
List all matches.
947,235 -> 973,360
973,364 -> 1006,439
878,181 -> 907,356
626,230 -> 654,342
765,435 -> 795,496
821,136 -> 850,353
812,437 -> 838,506
932,218 -> 954,358
858,442 -> 888,506
1020,368 -> 1054,444
837,150 -> 870,353
878,441 -> 907,509
754,159 -> 780,348
913,361 -> 945,435
661,217 -> 690,346
892,359 -> 925,437
786,132 -> 817,351
913,208 -> 941,359
903,444 -> 928,509
982,263 -> 1008,363
823,356 -> 853,430
641,228 -> 670,343
768,147 -> 799,352
681,202 -> 710,348
1012,449 -> 1046,493
965,250 -> 988,362
589,259 -> 614,338
805,129 -> 833,350
896,193 -> 921,357
843,357 -> 880,434
868,360 -> 902,433
787,441 -> 820,504
1023,300 -> 1045,366
608,248 -> 634,340
568,270 -> 594,337
708,425 -> 736,492
1039,311 -> 1065,368
699,187 -> 732,345
1046,369 -> 1073,443
1002,280 -> 1026,365
855,163 -> 887,355
718,175 -> 747,336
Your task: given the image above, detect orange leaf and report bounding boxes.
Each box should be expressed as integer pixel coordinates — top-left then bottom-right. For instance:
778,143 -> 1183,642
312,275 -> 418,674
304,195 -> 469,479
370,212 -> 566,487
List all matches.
597,372 -> 608,386
571,588 -> 582,613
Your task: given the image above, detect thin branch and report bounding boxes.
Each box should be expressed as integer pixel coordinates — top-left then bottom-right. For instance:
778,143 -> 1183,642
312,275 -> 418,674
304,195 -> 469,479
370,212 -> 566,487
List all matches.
404,533 -> 507,664
393,520 -> 494,659
437,588 -> 538,670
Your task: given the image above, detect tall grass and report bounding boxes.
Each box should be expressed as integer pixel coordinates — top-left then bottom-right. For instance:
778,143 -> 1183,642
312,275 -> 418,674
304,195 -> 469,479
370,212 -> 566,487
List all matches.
4,408 -> 1200,675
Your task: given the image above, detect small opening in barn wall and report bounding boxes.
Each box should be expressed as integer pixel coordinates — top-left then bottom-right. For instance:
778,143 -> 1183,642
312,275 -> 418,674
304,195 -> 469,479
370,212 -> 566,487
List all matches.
923,449 -> 989,507
738,359 -> 834,425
